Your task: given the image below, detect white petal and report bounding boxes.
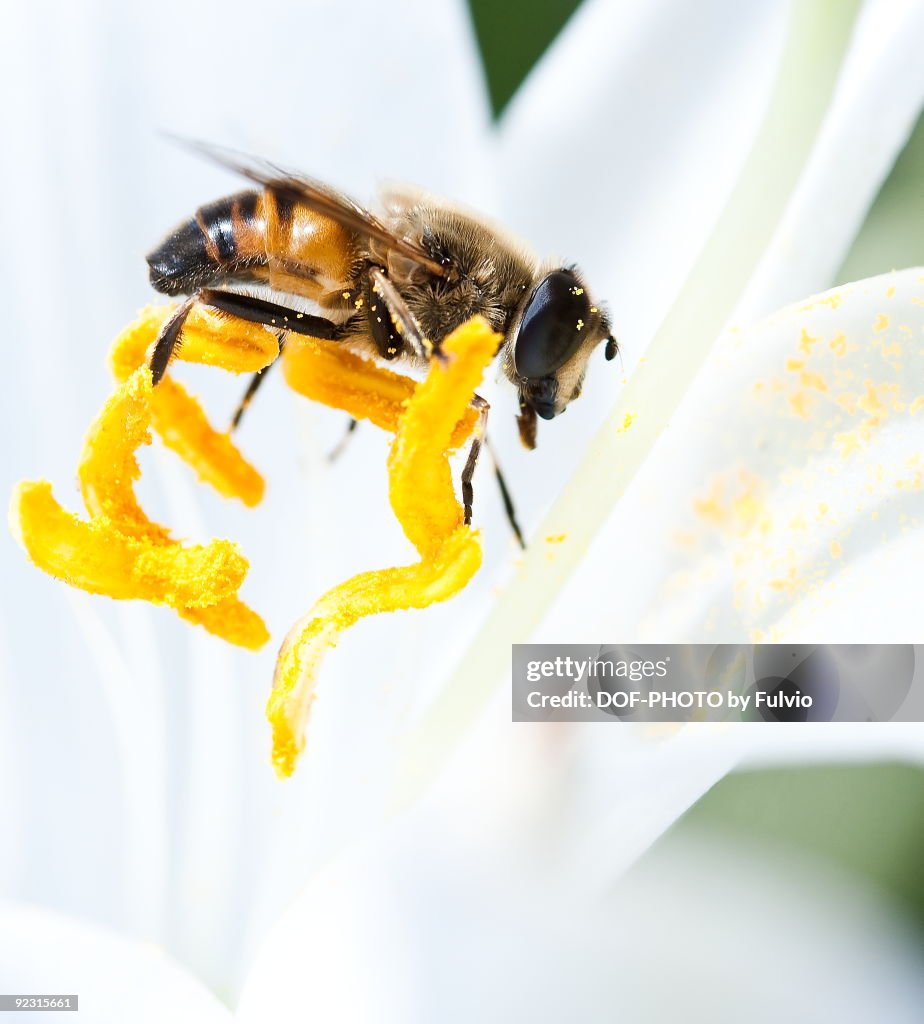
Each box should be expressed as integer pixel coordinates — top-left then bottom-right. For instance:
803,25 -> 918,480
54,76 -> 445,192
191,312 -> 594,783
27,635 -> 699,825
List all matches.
609,836 -> 924,1022
488,2 -> 924,561
236,813 -> 924,1022
388,272 -> 924,878
544,268 -> 924,759
736,0 -> 924,319
0,904 -> 230,1023
497,0 -> 788,344
481,0 -> 875,584
554,269 -> 924,634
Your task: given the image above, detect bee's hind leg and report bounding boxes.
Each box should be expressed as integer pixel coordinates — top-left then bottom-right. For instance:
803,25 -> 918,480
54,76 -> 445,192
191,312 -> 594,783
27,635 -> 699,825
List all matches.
461,396 -> 526,549
149,288 -> 346,384
198,289 -> 345,340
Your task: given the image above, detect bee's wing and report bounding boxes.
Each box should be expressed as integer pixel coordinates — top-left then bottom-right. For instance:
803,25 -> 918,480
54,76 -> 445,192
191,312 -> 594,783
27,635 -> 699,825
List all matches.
173,138 -> 450,279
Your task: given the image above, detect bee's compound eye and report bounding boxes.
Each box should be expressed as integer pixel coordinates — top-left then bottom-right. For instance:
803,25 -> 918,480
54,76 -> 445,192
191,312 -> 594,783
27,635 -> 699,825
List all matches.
513,270 -> 591,379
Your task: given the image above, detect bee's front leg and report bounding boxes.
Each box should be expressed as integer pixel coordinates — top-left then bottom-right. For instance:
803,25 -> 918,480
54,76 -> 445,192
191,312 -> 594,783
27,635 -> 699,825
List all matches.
149,296 -> 196,385
461,395 -> 526,549
366,267 -> 447,364
461,395 -> 488,528
486,435 -> 525,550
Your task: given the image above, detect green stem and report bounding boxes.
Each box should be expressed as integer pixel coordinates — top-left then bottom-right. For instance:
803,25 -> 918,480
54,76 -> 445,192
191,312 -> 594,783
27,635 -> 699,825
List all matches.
391,0 -> 862,811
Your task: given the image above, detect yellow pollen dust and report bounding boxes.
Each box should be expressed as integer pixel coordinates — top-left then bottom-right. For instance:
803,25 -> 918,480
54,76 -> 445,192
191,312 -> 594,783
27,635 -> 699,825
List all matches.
788,390 -> 812,419
799,370 -> 827,392
858,380 -> 887,421
798,328 -> 821,355
692,470 -> 767,537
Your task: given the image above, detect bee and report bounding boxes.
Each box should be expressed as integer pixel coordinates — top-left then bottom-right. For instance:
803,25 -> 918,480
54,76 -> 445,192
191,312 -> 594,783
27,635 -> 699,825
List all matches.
146,142 -> 618,546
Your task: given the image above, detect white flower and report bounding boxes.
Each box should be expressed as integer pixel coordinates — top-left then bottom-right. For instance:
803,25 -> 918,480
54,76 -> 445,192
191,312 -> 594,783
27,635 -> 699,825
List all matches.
1,0 -> 923,1018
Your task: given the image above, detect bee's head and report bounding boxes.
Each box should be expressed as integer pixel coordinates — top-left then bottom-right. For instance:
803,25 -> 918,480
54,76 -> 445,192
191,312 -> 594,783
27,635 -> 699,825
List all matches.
509,268 -> 616,424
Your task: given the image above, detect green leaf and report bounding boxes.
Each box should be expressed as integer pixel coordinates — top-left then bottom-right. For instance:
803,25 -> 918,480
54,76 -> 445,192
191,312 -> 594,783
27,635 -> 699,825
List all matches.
467,0 -> 583,116
837,108 -> 924,284
674,763 -> 924,931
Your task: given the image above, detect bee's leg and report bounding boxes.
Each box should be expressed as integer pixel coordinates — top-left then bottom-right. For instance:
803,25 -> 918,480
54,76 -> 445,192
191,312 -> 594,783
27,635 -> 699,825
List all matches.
149,288 -> 345,386
150,296 -> 196,384
199,289 -> 345,340
367,267 -> 445,364
327,418 -> 359,462
486,437 -> 526,550
462,396 -> 527,547
516,397 -> 538,451
230,333 -> 286,431
461,396 -> 487,527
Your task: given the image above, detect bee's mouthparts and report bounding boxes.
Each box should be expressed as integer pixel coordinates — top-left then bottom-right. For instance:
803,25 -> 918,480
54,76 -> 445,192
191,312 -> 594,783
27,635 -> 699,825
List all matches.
533,399 -> 559,420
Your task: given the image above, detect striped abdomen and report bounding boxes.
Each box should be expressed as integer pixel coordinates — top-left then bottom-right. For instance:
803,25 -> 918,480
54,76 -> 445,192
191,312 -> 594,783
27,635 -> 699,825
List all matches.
146,189 -> 358,300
